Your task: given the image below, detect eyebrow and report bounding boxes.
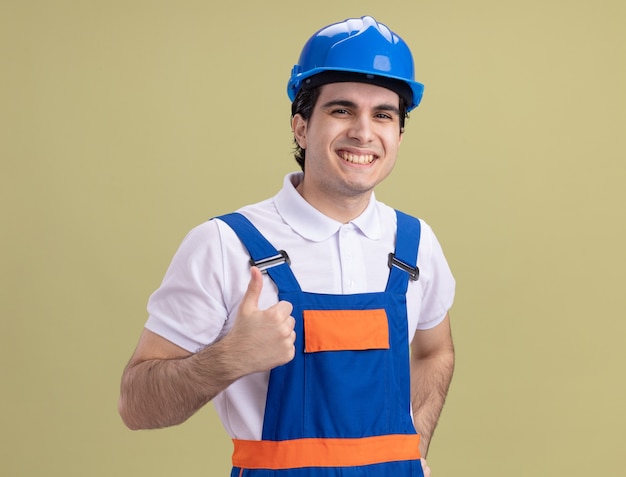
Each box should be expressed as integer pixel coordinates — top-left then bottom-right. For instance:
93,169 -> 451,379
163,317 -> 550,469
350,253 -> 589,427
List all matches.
321,99 -> 401,116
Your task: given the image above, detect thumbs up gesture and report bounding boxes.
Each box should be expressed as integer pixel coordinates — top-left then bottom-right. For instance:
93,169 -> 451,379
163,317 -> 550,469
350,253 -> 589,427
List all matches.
227,267 -> 296,375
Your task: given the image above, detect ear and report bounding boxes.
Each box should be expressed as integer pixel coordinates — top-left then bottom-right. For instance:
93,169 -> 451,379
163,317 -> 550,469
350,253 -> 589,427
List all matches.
292,114 -> 308,149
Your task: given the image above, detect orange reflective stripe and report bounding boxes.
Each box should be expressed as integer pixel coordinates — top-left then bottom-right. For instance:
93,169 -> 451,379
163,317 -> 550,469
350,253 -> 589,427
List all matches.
232,434 -> 420,470
303,309 -> 389,352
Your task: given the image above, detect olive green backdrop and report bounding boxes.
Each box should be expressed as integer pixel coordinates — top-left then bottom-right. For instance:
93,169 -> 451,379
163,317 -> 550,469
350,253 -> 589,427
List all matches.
2,1 -> 624,475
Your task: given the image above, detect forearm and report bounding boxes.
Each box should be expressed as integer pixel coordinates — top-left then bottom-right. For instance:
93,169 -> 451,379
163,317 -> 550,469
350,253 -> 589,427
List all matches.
119,267 -> 296,430
410,347 -> 455,457
118,338 -> 241,430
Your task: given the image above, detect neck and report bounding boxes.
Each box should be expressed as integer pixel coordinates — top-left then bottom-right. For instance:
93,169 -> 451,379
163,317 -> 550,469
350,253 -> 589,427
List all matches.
296,182 -> 371,224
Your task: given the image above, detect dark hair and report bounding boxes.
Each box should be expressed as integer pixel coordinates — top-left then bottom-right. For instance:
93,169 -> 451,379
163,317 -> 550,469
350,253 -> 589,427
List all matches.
290,79 -> 409,171
291,86 -> 322,170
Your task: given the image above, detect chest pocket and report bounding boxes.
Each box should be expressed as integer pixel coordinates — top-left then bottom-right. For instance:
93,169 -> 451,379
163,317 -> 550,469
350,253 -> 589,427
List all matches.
303,309 -> 390,352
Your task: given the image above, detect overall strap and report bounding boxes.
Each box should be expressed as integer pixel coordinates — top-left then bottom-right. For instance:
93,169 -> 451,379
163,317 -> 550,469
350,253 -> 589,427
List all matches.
215,213 -> 301,293
386,210 -> 421,294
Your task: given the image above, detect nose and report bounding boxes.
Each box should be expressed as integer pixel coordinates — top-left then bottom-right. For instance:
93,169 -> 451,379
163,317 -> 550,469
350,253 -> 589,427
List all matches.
348,115 -> 375,143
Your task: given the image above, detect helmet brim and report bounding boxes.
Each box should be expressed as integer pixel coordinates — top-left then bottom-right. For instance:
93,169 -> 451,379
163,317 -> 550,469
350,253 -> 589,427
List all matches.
288,67 -> 424,111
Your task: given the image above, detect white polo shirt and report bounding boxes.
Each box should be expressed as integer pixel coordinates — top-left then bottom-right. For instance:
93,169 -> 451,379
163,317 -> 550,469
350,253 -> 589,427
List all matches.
145,172 -> 455,440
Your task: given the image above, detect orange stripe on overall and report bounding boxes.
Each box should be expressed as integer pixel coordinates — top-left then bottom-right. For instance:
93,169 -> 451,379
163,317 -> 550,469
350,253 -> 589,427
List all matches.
232,434 -> 421,470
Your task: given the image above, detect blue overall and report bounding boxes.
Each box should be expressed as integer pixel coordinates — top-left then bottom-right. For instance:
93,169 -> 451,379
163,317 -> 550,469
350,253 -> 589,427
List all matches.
218,211 -> 423,477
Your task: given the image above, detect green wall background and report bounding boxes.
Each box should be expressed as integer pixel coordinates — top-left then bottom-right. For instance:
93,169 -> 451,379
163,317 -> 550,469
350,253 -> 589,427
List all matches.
2,1 -> 624,475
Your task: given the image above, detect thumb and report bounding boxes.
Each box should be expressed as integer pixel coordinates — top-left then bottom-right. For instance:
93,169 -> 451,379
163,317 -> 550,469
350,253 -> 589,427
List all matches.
240,266 -> 264,312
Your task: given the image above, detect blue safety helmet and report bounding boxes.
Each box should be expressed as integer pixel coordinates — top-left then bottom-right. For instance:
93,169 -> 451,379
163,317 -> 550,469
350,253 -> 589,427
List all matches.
287,16 -> 424,111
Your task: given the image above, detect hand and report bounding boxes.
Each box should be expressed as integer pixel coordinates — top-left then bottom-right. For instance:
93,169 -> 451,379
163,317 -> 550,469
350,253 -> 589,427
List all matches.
228,267 -> 296,374
421,458 -> 431,477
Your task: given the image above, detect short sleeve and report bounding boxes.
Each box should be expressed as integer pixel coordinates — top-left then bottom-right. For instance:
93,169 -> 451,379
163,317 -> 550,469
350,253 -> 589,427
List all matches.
145,220 -> 229,352
412,220 -> 456,331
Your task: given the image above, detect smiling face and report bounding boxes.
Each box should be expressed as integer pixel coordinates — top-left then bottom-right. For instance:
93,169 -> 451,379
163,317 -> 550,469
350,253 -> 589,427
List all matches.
292,82 -> 404,222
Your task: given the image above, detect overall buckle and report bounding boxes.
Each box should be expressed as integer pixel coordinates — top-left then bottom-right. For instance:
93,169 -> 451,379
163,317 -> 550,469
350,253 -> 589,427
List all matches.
250,250 -> 291,273
388,253 -> 419,281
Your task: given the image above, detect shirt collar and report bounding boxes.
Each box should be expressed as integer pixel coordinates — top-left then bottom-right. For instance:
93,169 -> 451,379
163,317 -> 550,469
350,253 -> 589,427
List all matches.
274,172 -> 383,242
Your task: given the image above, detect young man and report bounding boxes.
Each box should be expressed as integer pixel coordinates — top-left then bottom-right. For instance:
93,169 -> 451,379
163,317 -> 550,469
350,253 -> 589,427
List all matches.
119,16 -> 455,477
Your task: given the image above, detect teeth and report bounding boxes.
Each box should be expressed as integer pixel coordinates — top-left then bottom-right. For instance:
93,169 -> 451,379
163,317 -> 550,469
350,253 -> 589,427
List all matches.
341,152 -> 374,164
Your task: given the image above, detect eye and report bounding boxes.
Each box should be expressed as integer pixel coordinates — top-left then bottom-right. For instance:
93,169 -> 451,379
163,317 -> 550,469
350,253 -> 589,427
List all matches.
332,108 -> 350,115
375,112 -> 394,120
